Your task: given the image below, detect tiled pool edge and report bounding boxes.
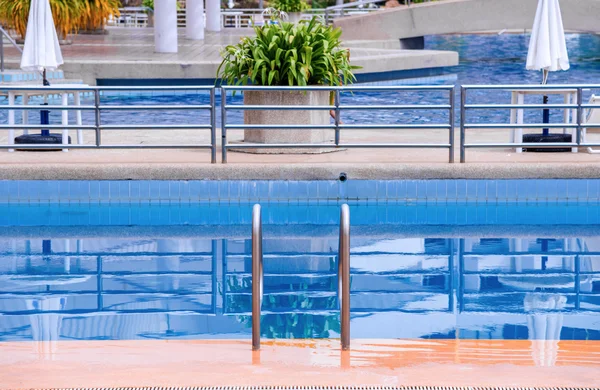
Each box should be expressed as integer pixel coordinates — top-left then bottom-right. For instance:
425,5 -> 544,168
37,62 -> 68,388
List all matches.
1,179 -> 600,204
2,163 -> 600,181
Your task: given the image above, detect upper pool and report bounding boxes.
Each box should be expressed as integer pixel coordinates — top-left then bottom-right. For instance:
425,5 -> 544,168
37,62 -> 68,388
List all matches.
1,179 -> 600,343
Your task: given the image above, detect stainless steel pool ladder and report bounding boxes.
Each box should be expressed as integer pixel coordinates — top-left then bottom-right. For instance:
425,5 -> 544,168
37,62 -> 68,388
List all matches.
251,203 -> 351,351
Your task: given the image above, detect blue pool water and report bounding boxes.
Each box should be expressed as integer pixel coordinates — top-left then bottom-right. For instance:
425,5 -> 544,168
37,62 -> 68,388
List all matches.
2,33 -> 599,130
1,179 -> 600,342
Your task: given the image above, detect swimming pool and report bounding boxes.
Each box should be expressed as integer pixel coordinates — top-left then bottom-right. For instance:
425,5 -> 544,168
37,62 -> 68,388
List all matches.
1,179 -> 599,342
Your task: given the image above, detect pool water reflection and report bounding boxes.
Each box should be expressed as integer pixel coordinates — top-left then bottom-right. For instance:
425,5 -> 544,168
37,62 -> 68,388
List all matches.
1,231 -> 599,343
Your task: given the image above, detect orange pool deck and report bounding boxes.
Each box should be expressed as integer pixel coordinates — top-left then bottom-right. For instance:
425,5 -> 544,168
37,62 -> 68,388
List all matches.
1,339 -> 600,389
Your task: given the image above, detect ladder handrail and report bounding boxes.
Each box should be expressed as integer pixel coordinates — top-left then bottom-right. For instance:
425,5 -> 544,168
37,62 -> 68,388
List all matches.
251,203 -> 350,350
339,203 -> 350,350
252,203 -> 263,351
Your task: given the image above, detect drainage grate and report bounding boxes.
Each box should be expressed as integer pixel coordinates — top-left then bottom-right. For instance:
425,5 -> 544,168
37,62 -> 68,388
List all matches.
20,386 -> 600,390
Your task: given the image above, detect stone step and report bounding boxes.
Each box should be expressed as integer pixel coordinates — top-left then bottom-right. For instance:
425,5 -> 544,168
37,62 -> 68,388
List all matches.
0,78 -> 83,86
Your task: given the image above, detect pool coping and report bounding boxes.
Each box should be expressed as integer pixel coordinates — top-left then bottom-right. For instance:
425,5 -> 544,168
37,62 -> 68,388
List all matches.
3,163 -> 600,180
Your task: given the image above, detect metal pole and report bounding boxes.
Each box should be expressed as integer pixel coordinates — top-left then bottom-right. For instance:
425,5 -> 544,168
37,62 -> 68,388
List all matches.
252,204 -> 263,350
221,88 -> 228,163
94,89 -> 101,147
459,86 -> 466,163
576,87 -> 583,147
334,90 -> 341,146
1,36 -> 4,73
339,204 -> 350,350
449,86 -> 455,163
210,88 -> 217,163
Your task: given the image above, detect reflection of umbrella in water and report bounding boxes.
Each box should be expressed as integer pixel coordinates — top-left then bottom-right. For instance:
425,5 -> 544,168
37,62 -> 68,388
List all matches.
524,293 -> 566,366
6,275 -> 91,287
524,0 -> 571,150
497,275 -> 573,291
26,296 -> 66,360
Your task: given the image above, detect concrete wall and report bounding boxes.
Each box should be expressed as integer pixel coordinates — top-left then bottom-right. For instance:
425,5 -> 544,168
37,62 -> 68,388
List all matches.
334,0 -> 600,41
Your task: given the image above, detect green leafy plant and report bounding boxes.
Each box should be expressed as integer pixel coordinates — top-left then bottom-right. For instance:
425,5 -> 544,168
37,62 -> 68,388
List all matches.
217,17 -> 360,87
269,0 -> 309,13
142,0 -> 182,11
0,0 -> 120,39
80,0 -> 121,31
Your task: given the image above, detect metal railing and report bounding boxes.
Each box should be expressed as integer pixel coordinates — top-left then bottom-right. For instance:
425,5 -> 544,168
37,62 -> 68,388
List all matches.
221,85 -> 455,163
0,26 -> 22,73
250,203 -> 351,350
0,86 -> 217,162
460,84 -> 600,163
324,0 -> 381,25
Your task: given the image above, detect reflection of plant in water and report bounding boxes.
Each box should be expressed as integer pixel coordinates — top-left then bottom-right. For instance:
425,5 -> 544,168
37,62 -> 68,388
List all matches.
227,277 -> 340,338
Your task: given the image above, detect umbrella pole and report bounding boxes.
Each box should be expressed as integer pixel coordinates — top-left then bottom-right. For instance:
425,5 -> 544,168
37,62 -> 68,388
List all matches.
42,68 -> 50,86
542,69 -> 549,136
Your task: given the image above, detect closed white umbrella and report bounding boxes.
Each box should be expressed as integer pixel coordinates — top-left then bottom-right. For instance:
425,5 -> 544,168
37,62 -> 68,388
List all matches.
20,0 -> 64,85
525,0 -> 570,142
526,0 -> 570,84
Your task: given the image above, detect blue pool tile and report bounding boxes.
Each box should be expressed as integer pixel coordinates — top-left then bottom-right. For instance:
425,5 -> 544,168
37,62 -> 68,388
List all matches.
445,180 -> 457,201
168,181 -> 181,201
416,181 -> 427,201
148,181 -> 160,201
385,181 -> 397,201
456,180 -> 467,201
257,181 -> 270,201
207,181 -> 219,202
506,180 -> 518,201
17,181 -> 34,202
567,180 -> 587,201
396,181 -> 406,201
465,180 -> 477,201
295,181 -> 309,200
555,180 -> 568,201
129,181 -> 140,201
426,181 -> 438,201
0,181 -> 8,202
89,181 -> 100,202
246,181 -> 258,201
160,181 -> 175,201
435,180 -> 447,202
228,181 -> 241,202
218,181 -> 229,202
486,181 -> 497,202
108,181 -> 121,201
588,180 -> 600,202
326,181 -> 339,201
96,181 -> 109,202
346,180 -> 359,200
360,180 -> 377,200
536,180 -> 550,202
188,181 -> 201,202
69,181 -> 89,202
316,181 -> 330,201
406,181 -> 417,200
57,181 -> 70,202
475,181 -> 487,202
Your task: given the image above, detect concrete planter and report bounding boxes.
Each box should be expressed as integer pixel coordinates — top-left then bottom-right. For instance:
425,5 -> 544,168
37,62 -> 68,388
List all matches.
242,90 -> 334,154
287,12 -> 303,23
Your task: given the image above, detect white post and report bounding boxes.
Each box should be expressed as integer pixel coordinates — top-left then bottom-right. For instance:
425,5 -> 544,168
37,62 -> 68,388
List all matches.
8,92 -> 15,152
186,0 -> 205,40
154,0 -> 178,53
206,0 -> 221,32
